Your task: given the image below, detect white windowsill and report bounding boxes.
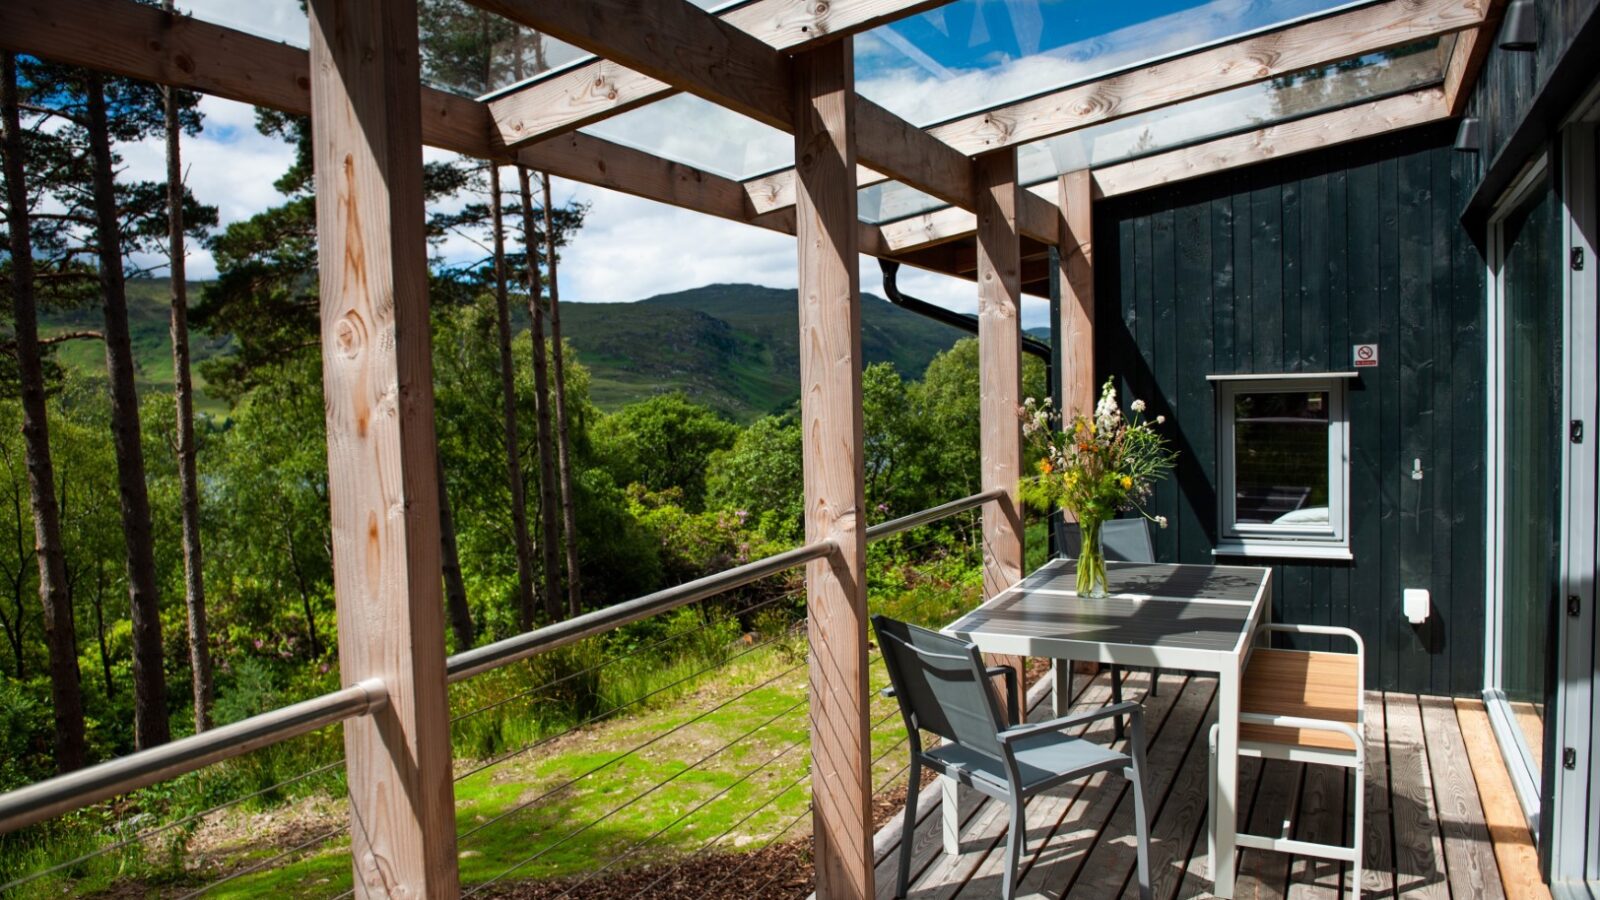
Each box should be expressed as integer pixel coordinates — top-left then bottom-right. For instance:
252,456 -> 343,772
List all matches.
1212,541 -> 1353,561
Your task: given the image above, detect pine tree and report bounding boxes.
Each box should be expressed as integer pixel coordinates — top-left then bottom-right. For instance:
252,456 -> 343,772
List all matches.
1,51 -> 86,771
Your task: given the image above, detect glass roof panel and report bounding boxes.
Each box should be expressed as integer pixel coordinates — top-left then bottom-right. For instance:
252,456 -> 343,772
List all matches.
581,94 -> 793,181
856,0 -> 1380,127
417,1 -> 618,98
184,0 -> 307,48
861,38 -> 1450,225
1015,37 -> 1450,187
464,0 -> 738,100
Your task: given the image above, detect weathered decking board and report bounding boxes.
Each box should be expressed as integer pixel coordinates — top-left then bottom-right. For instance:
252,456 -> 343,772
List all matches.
871,673 -> 1515,899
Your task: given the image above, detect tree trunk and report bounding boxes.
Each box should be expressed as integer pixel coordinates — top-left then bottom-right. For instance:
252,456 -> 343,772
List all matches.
518,167 -> 561,621
490,165 -> 539,630
436,452 -> 474,649
92,567 -> 114,700
160,23 -> 213,733
85,73 -> 169,750
540,172 -> 582,618
5,53 -> 87,771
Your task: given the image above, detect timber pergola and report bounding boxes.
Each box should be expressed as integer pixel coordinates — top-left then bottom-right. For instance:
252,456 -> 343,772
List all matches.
0,0 -> 1505,894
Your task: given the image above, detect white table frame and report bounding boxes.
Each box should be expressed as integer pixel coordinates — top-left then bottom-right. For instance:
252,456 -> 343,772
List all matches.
940,559 -> 1273,900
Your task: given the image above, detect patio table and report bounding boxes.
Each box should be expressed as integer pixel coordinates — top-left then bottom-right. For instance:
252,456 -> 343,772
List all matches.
941,557 -> 1273,899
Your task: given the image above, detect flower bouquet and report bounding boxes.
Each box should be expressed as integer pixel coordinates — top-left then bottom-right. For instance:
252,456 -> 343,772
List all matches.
1021,377 -> 1177,598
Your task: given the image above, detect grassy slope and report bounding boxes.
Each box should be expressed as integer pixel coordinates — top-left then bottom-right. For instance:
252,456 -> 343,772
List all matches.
39,278 -> 234,416
561,284 -> 968,421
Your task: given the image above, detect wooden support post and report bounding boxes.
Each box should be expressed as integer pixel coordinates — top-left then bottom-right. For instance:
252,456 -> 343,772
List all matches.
1059,169 -> 1095,423
307,0 -> 458,894
794,38 -> 873,900
1058,169 -> 1099,683
976,150 -> 1026,709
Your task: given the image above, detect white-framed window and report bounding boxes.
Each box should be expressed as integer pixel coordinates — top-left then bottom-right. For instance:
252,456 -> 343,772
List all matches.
1209,374 -> 1353,560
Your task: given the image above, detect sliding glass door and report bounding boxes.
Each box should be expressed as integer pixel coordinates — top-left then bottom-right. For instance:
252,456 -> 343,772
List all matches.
1488,164 -> 1563,825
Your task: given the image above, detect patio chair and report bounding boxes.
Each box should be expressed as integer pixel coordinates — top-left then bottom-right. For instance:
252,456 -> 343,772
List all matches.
1062,519 -> 1164,725
872,615 -> 1152,900
1209,624 -> 1366,900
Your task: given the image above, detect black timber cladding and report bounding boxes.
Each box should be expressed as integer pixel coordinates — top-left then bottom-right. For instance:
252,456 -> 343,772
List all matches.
1091,121 -> 1486,695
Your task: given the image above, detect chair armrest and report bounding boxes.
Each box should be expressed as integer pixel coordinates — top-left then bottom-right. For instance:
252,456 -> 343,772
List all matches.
998,701 -> 1142,745
1254,623 -> 1365,657
1239,711 -> 1363,748
882,665 -> 1018,725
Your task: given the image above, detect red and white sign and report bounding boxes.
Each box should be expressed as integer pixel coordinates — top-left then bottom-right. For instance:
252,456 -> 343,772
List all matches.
1353,343 -> 1379,368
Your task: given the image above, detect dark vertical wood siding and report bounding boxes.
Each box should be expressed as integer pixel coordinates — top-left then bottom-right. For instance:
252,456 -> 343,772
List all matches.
1093,122 -> 1486,695
1464,0 -> 1599,178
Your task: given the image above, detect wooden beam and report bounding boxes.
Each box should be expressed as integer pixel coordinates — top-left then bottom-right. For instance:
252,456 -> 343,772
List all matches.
487,0 -> 951,145
469,0 -> 794,131
467,0 -> 976,216
1079,87 -> 1451,198
1058,170 -> 1094,424
0,0 -> 896,254
306,0 -> 457,893
1444,0 -> 1508,114
975,149 -> 1026,722
794,37 -> 873,900
923,0 -> 1484,155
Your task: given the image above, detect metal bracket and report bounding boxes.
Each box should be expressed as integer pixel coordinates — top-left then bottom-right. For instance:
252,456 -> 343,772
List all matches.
1564,747 -> 1578,770
1574,246 -> 1586,271
1570,595 -> 1583,618
1571,420 -> 1585,444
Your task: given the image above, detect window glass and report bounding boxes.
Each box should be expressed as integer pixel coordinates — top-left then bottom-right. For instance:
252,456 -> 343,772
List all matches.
1232,390 -> 1331,527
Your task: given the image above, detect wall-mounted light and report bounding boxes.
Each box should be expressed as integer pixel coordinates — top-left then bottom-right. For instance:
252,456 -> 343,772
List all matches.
1499,0 -> 1539,51
1454,117 -> 1482,152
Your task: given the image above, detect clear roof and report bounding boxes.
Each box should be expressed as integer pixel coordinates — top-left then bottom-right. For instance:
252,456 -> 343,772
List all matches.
176,0 -> 1454,232
583,94 -> 793,181
854,0 -> 1381,127
860,37 -> 1451,225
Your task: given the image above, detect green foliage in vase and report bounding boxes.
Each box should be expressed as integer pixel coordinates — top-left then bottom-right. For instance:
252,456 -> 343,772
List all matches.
1019,376 -> 1178,529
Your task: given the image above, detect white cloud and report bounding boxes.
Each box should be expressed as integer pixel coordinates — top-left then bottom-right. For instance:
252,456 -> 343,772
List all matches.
117,96 -> 297,279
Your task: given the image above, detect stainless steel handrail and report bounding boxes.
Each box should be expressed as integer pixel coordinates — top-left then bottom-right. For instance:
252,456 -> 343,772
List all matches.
446,540 -> 838,683
865,488 -> 1004,541
0,489 -> 1001,838
0,678 -> 387,834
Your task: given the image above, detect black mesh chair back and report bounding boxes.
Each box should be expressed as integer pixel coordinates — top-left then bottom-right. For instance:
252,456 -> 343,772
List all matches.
871,616 -> 1008,760
1061,518 -> 1155,563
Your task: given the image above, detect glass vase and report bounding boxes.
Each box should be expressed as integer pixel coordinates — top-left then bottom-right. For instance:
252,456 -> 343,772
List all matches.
1076,517 -> 1109,598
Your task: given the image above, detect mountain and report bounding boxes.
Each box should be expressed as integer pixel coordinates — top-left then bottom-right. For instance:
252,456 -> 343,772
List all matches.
559,283 -> 970,420
35,280 -> 981,423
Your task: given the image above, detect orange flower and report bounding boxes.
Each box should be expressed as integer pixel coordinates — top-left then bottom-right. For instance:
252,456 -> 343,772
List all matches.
1038,459 -> 1054,474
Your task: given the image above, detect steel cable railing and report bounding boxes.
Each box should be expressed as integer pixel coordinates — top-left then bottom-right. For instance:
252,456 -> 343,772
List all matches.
462,692 -> 810,896
0,756 -> 345,895
0,491 -> 996,897
457,635 -> 809,848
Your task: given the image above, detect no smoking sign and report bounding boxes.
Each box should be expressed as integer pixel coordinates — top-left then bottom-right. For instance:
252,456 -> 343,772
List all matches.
1353,343 -> 1379,368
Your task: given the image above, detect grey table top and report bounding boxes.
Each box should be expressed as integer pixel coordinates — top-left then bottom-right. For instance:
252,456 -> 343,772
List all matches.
943,559 -> 1269,654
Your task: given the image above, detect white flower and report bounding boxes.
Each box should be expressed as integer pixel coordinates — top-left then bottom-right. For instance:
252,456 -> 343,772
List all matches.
1130,399 -> 1146,413
1155,515 -> 1169,529
1155,415 -> 1166,425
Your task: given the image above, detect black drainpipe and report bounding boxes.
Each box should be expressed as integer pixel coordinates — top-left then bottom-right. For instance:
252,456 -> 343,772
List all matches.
878,258 -> 1060,556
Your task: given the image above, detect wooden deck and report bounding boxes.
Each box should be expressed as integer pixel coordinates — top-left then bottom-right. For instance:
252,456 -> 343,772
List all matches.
869,667 -> 1523,900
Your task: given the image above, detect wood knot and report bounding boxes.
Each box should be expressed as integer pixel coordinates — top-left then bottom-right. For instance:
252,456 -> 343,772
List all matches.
296,74 -> 311,92
334,311 -> 367,360
173,53 -> 196,75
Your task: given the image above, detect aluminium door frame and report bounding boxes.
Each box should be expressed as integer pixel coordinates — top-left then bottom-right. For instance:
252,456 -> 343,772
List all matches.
1483,151 -> 1555,834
